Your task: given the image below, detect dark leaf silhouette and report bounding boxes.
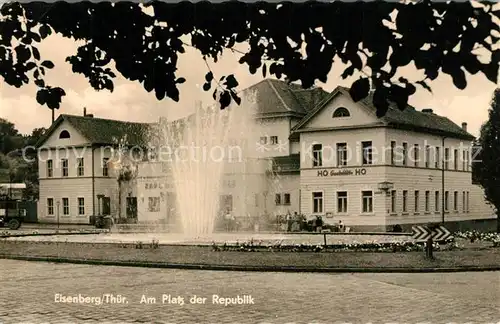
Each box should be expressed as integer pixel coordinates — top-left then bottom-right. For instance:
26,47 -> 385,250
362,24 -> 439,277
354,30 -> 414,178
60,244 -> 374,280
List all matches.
230,90 -> 241,105
203,82 -> 211,91
41,60 -> 54,69
224,74 -> 238,89
205,72 -> 213,82
219,90 -> 231,110
349,78 -> 370,102
176,77 -> 186,84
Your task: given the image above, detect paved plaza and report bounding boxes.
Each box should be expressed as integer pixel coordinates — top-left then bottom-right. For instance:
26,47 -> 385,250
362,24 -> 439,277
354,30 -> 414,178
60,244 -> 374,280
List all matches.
0,260 -> 499,323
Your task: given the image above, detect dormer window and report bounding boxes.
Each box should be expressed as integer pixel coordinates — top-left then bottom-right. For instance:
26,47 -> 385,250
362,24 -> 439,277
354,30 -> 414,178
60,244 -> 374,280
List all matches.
59,130 -> 70,139
332,107 -> 350,118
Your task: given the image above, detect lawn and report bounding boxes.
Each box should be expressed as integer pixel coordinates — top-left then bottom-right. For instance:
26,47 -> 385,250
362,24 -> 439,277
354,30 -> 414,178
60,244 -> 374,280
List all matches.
0,240 -> 499,269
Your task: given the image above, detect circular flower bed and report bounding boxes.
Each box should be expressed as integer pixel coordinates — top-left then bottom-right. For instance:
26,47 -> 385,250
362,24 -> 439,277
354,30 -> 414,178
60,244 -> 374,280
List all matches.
455,231 -> 500,247
211,240 -> 445,253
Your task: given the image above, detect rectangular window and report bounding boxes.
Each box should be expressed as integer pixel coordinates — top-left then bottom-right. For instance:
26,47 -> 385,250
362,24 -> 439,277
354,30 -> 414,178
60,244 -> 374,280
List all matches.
312,144 -> 323,167
425,145 -> 430,168
78,197 -> 85,215
414,144 -> 419,167
462,150 -> 466,171
402,143 -> 408,166
435,191 -> 440,212
260,136 -> 267,145
361,141 -> 373,165
453,191 -> 458,211
425,191 -> 430,212
148,197 -> 160,212
337,143 -> 347,166
390,141 -> 396,165
62,197 -> 69,215
390,190 -> 396,213
61,159 -> 68,177
362,191 -> 373,213
444,148 -> 450,170
414,190 -> 419,213
435,147 -> 440,169
454,149 -> 458,170
275,193 -> 281,205
445,191 -> 449,211
270,136 -> 278,145
312,192 -> 323,214
47,160 -> 53,178
434,190 -> 439,213
462,191 -> 466,212
465,150 -> 469,171
283,193 -> 291,205
402,190 -> 408,212
47,198 -> 54,215
77,158 -> 84,176
337,191 -> 347,213
102,158 -> 109,176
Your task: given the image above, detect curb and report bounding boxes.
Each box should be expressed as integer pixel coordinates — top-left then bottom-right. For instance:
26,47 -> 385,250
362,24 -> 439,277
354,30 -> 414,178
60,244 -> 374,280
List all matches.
0,231 -> 109,238
1,255 -> 499,273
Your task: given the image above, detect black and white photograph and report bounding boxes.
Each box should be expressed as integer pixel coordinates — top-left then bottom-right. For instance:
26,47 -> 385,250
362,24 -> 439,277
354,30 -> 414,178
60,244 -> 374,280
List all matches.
0,1 -> 499,323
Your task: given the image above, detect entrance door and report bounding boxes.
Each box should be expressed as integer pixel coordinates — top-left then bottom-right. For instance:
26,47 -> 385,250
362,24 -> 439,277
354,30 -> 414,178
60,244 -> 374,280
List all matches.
102,197 -> 111,215
166,192 -> 177,225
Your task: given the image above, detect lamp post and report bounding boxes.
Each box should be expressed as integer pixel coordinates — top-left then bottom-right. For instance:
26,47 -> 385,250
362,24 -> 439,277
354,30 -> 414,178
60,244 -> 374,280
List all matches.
56,200 -> 60,230
441,136 -> 447,225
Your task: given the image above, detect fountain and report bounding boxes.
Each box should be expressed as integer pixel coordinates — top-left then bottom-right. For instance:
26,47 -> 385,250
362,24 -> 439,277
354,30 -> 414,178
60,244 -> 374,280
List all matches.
153,91 -> 258,236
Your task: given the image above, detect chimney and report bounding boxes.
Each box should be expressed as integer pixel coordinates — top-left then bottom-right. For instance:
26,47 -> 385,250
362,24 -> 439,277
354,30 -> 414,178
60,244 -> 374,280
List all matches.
422,109 -> 433,114
462,122 -> 467,132
83,107 -> 87,116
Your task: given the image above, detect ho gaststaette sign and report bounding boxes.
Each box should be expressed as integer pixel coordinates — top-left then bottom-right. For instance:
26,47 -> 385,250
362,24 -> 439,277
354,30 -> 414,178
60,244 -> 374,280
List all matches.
316,168 -> 367,177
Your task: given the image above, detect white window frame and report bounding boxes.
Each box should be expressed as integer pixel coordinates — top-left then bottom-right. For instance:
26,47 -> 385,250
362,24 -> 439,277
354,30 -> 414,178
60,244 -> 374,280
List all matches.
47,159 -> 53,178
402,190 -> 408,213
413,144 -> 419,167
390,190 -> 396,213
425,145 -> 430,168
77,158 -> 84,176
444,148 -> 450,170
414,190 -> 419,213
390,141 -> 396,165
435,147 -> 440,169
270,136 -> 278,145
402,143 -> 408,166
453,191 -> 458,211
283,193 -> 291,206
361,190 -> 373,213
361,141 -> 373,165
435,191 -> 440,212
61,159 -> 69,177
260,136 -> 267,145
336,143 -> 347,166
425,191 -> 430,212
102,158 -> 109,177
444,191 -> 449,211
148,197 -> 161,212
312,191 -> 324,214
454,149 -> 458,170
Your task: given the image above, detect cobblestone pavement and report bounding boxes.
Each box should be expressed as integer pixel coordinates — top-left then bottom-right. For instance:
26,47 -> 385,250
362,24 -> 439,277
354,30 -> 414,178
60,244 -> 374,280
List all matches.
0,260 -> 499,323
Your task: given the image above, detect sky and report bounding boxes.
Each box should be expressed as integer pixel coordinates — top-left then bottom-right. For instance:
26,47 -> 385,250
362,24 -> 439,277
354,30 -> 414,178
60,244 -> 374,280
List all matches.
0,33 -> 497,137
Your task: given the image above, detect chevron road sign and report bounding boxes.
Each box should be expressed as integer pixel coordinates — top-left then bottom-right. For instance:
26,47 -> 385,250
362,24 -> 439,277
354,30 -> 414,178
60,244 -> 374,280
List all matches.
412,225 -> 432,241
431,225 -> 453,242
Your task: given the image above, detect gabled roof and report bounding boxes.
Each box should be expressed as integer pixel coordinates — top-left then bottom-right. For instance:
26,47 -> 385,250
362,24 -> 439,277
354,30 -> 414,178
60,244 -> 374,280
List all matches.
292,86 -> 475,141
36,114 -> 153,148
246,79 -> 329,118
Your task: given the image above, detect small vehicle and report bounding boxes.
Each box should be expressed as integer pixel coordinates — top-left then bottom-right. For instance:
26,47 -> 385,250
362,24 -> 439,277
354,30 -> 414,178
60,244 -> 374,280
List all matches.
0,197 -> 25,230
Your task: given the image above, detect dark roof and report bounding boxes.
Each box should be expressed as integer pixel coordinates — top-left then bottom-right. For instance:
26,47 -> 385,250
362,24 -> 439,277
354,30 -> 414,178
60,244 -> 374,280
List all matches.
270,154 -> 301,173
292,86 -> 475,140
247,79 -> 329,117
36,114 -> 153,147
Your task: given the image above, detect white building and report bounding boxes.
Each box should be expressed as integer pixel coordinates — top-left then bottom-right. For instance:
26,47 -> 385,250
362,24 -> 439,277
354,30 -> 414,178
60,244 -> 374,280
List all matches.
36,80 -> 495,231
36,110 -> 150,224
